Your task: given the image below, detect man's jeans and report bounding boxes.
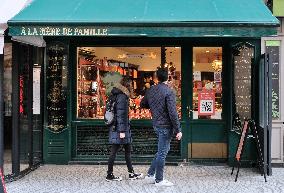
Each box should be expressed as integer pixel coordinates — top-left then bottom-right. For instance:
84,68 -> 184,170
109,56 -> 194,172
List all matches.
148,127 -> 172,182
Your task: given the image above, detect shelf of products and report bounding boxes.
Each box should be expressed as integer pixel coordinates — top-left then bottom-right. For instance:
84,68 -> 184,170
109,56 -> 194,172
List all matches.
77,47 -> 182,120
77,56 -> 144,119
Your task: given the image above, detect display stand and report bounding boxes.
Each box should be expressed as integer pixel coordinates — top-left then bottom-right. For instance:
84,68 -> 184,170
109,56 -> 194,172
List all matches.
231,119 -> 267,182
250,120 -> 267,182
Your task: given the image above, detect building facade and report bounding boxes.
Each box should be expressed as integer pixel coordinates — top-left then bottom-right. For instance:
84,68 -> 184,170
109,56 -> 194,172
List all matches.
262,0 -> 284,164
0,0 -> 279,178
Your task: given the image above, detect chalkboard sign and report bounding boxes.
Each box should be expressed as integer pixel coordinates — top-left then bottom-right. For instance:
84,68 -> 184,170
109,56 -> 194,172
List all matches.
46,42 -> 68,133
0,168 -> 7,193
232,42 -> 254,121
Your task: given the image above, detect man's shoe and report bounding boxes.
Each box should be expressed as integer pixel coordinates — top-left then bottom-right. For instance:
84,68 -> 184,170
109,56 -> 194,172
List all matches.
106,174 -> 122,182
129,172 -> 143,180
144,175 -> 155,184
155,179 -> 174,187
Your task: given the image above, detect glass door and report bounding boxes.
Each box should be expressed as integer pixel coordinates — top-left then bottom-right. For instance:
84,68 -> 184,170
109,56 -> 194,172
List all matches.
188,47 -> 227,159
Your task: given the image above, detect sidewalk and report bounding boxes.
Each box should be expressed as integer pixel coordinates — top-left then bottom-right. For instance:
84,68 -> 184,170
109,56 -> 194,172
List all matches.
5,164 -> 284,193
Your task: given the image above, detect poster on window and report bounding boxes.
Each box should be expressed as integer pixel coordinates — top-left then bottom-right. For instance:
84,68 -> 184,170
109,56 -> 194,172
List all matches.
198,91 -> 215,116
215,82 -> 222,93
33,67 -> 41,114
195,81 -> 203,91
214,72 -> 222,82
193,71 -> 201,81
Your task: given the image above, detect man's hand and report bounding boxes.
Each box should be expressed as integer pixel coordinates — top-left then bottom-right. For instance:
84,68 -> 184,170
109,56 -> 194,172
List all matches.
176,132 -> 182,140
120,133 -> 126,139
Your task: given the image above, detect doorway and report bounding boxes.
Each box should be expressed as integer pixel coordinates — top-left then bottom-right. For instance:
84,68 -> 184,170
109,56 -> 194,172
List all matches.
187,46 -> 227,159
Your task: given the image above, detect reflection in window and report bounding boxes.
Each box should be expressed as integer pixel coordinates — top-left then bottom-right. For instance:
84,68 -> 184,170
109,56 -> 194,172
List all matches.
192,47 -> 223,120
77,47 -> 181,119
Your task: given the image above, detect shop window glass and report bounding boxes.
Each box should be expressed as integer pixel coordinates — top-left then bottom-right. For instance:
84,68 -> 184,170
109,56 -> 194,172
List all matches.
192,47 -> 223,120
77,47 -> 181,119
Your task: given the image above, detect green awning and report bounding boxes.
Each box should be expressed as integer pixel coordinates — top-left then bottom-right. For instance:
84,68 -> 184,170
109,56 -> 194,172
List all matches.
8,0 -> 279,37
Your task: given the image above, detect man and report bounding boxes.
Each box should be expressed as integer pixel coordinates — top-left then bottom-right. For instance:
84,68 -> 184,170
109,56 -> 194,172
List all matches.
140,67 -> 182,187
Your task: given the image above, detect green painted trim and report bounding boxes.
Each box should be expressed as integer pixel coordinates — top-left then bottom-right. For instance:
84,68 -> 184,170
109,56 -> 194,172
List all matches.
8,25 -> 277,37
43,41 -> 71,164
265,40 -> 281,47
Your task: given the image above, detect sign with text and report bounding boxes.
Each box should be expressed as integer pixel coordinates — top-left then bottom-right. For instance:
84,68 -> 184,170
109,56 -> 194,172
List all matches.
266,41 -> 280,119
33,67 -> 41,114
8,26 -> 277,37
193,71 -> 201,81
15,26 -> 108,36
198,91 -> 215,116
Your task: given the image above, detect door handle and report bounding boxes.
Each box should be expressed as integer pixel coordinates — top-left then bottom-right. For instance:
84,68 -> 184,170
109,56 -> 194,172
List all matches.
187,106 -> 193,117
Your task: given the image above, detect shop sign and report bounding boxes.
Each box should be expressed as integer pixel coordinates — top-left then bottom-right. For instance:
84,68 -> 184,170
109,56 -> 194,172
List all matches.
33,67 -> 41,114
266,40 -> 280,120
19,75 -> 24,114
8,26 -> 278,37
18,26 -> 108,36
198,91 -> 215,116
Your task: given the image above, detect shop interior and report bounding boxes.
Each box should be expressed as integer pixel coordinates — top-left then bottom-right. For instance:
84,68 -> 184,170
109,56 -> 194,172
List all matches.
193,47 -> 223,120
76,46 -> 223,120
77,47 -> 181,119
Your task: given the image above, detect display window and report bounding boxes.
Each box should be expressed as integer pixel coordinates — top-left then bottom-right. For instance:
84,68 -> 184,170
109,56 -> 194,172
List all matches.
77,47 -> 181,119
192,47 -> 223,120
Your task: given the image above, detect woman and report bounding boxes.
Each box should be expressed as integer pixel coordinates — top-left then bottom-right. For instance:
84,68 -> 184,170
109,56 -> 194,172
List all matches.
106,77 -> 143,181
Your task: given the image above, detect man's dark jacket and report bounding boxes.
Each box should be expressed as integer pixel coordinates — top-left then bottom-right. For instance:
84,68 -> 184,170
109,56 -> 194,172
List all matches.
140,82 -> 181,135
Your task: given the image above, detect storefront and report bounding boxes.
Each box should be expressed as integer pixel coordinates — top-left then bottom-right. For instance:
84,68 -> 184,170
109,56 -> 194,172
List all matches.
6,0 -> 279,172
1,0 -> 41,179
262,0 -> 284,164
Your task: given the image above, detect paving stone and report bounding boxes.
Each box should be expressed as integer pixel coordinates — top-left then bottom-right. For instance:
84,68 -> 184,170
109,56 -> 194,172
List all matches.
5,165 -> 284,193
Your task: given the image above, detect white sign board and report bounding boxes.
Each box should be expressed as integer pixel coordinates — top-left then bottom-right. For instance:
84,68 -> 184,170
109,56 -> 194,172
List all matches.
33,67 -> 41,114
193,71 -> 201,81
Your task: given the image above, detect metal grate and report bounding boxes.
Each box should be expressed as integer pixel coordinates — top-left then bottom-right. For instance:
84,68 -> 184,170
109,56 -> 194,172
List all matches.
76,125 -> 180,157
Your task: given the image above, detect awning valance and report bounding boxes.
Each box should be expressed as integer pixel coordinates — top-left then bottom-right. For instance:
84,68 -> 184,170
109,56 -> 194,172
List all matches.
8,0 -> 280,37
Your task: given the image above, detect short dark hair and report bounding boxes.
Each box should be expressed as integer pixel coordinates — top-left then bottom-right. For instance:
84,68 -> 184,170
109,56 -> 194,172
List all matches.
156,67 -> 168,82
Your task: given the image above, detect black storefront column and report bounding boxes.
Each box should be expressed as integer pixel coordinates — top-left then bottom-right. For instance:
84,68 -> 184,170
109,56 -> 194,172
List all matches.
12,42 -> 20,175
27,45 -> 33,166
0,52 -> 4,170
